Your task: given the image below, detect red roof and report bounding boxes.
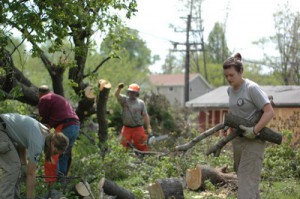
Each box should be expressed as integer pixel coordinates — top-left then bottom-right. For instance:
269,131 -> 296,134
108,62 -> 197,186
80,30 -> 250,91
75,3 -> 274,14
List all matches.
149,74 -> 199,86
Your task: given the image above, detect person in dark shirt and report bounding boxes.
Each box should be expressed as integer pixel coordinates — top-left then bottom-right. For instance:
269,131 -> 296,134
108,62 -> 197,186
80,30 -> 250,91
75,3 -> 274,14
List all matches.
38,85 -> 80,177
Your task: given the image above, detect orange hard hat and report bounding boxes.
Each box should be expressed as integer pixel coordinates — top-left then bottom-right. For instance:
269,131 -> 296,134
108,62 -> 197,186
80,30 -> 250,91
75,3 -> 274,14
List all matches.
127,83 -> 140,93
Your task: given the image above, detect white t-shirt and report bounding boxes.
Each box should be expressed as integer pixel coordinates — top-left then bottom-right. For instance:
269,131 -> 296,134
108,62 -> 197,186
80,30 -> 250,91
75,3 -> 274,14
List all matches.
0,113 -> 45,164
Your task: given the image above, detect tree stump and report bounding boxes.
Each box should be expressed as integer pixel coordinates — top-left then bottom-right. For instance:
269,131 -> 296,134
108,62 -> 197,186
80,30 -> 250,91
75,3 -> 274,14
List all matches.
98,177 -> 135,199
148,178 -> 184,199
96,79 -> 111,157
185,165 -> 237,191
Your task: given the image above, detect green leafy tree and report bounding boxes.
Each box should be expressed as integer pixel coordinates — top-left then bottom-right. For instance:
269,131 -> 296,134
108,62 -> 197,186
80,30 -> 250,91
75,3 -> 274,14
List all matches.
162,52 -> 182,74
254,2 -> 300,85
99,28 -> 156,72
0,0 -> 138,121
206,22 -> 230,63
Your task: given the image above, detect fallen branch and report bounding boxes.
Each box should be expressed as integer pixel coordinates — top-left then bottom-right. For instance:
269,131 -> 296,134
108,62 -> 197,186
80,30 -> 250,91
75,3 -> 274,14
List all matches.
206,113 -> 282,157
175,123 -> 225,151
205,130 -> 241,157
127,142 -> 169,157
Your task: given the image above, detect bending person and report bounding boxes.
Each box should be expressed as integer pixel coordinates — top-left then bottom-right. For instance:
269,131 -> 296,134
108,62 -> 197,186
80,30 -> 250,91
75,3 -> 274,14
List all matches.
38,85 -> 80,177
0,113 -> 69,199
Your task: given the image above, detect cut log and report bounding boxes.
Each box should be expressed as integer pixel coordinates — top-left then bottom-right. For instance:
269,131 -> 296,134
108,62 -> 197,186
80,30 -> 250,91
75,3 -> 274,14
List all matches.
84,86 -> 96,99
148,178 -> 184,199
75,181 -> 90,197
98,177 -> 135,199
175,123 -> 225,151
185,165 -> 237,191
74,181 -> 95,199
224,113 -> 282,144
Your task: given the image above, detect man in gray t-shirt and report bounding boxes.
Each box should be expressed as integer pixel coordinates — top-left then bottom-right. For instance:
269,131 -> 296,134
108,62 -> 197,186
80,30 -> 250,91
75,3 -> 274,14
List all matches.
115,83 -> 152,151
0,113 -> 69,199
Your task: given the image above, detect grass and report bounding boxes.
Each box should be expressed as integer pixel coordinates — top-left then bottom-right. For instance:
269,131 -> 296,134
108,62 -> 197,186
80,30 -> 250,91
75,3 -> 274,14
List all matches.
182,178 -> 300,199
260,179 -> 300,199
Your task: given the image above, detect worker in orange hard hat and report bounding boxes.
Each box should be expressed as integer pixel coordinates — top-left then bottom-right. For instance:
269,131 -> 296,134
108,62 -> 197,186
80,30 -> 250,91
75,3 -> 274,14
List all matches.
114,83 -> 152,151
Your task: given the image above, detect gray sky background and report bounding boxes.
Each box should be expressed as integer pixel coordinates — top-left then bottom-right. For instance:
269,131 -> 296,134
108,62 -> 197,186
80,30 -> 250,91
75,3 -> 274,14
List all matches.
124,0 -> 300,73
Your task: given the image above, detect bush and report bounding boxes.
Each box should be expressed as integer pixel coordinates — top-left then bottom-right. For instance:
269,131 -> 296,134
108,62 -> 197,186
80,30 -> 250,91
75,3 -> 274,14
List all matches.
263,130 -> 300,180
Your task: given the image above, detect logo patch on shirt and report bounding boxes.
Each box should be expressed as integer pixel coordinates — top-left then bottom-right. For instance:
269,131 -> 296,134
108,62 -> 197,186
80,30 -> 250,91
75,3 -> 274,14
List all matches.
237,98 -> 244,106
34,153 -> 41,162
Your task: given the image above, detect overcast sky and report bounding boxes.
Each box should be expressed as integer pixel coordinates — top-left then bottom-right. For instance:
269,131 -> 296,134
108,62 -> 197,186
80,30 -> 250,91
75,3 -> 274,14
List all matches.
124,0 -> 300,73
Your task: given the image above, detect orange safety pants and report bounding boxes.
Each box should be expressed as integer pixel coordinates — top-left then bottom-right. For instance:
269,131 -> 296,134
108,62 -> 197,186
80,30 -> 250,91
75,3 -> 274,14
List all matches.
120,126 -> 148,151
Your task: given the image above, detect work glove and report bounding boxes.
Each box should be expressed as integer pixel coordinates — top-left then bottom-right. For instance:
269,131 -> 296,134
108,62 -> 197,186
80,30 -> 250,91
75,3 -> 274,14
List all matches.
147,127 -> 152,134
118,83 -> 124,89
20,164 -> 27,182
239,125 -> 256,139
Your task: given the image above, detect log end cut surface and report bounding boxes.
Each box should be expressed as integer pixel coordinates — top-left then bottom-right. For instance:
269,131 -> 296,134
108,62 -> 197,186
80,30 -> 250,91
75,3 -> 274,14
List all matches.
186,167 -> 202,190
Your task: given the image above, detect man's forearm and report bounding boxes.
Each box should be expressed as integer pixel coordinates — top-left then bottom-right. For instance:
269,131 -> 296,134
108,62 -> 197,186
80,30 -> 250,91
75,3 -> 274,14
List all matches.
144,114 -> 151,134
26,162 -> 36,198
114,88 -> 121,98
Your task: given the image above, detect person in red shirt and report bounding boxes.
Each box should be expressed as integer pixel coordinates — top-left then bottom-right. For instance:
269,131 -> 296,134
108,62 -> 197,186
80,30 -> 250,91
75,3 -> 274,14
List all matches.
38,85 -> 80,178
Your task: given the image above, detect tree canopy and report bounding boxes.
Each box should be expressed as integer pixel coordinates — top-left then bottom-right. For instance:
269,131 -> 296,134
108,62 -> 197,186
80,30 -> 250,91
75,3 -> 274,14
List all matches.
0,0 -> 140,121
254,2 -> 300,85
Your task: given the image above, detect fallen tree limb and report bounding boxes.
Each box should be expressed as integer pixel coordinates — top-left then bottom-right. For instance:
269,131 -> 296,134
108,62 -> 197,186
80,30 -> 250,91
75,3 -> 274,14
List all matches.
185,164 -> 237,191
205,130 -> 241,157
175,123 -> 225,151
206,113 -> 283,157
126,142 -> 169,157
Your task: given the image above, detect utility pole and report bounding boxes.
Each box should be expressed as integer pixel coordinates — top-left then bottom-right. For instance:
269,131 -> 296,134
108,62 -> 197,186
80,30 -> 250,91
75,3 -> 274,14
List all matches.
171,16 -> 204,104
184,14 -> 191,104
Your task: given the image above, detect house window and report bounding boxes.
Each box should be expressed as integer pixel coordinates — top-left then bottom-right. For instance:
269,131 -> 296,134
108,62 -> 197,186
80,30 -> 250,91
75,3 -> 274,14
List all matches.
169,87 -> 173,91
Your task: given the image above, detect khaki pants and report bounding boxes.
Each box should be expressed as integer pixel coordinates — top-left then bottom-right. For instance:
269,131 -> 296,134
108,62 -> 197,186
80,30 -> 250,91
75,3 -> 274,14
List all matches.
233,137 -> 266,199
0,126 -> 21,199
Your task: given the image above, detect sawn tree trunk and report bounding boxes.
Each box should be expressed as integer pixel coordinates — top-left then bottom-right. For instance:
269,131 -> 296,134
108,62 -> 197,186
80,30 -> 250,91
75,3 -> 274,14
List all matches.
148,178 -> 184,199
98,177 -> 135,199
185,165 -> 237,191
